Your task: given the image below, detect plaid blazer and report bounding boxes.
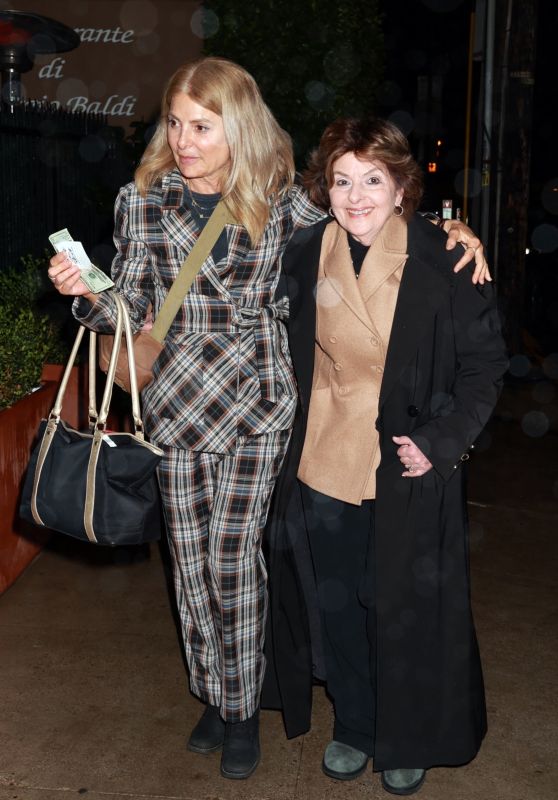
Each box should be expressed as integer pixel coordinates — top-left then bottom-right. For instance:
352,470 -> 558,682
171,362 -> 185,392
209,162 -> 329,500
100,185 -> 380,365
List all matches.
76,169 -> 326,452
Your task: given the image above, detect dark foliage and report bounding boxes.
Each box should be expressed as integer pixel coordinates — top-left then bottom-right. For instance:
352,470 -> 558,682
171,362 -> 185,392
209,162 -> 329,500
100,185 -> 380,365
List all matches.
202,0 -> 384,166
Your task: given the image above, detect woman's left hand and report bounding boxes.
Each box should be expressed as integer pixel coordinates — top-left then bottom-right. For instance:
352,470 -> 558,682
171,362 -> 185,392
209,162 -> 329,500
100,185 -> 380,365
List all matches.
393,435 -> 433,478
443,220 -> 492,285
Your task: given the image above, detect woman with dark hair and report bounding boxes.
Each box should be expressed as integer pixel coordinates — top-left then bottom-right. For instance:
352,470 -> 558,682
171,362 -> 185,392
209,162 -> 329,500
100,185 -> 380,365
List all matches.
265,117 -> 507,795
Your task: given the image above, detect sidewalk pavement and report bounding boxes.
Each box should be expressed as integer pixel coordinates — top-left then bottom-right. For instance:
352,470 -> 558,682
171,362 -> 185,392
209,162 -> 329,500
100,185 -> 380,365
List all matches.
1,380 -> 557,800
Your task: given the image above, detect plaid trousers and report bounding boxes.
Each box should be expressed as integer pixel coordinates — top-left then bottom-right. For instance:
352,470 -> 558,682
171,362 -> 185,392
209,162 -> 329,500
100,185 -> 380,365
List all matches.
157,429 -> 290,722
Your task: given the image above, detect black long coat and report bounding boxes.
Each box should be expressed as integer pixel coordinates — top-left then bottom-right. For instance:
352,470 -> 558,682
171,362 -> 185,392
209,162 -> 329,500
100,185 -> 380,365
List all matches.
263,215 -> 508,770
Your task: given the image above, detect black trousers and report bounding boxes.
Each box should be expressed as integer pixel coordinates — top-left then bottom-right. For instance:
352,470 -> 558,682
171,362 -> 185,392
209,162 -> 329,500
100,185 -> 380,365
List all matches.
299,481 -> 376,756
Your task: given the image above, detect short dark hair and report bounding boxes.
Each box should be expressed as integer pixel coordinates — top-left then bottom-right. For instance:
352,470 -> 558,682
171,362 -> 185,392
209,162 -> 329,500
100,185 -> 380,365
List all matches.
303,117 -> 423,218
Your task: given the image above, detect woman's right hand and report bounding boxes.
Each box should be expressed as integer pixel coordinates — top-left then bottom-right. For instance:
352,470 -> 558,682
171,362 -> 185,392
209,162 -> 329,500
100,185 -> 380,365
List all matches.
48,252 -> 98,303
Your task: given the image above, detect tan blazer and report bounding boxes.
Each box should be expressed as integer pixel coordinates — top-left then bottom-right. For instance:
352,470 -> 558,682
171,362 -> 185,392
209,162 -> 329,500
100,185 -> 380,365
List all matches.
297,216 -> 407,504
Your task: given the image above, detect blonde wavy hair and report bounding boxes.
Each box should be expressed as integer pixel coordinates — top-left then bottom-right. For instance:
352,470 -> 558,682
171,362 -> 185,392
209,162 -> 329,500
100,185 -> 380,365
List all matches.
135,57 -> 295,244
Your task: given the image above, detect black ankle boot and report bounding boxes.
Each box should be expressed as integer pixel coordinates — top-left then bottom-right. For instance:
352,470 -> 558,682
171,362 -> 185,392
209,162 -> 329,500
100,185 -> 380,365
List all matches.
187,704 -> 225,754
220,709 -> 260,779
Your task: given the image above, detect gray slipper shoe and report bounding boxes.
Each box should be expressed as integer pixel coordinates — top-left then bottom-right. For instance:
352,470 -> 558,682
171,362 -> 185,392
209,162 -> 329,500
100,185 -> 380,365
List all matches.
322,740 -> 369,781
381,768 -> 426,795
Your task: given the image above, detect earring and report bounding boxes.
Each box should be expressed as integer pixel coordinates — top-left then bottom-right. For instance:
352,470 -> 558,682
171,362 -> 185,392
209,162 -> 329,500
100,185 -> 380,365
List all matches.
328,207 -> 335,218
394,204 -> 404,217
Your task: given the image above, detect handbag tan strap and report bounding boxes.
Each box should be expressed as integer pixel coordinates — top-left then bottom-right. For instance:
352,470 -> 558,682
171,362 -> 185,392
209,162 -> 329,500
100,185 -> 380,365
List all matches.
150,199 -> 235,343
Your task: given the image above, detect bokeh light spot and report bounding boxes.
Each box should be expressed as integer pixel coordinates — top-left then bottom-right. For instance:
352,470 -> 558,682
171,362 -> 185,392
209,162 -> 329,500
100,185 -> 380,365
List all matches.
542,354 -> 558,380
454,168 -> 482,199
531,223 -> 558,253
304,80 -> 335,110
190,8 -> 219,39
508,354 -> 531,378
388,110 -> 415,136
521,410 -> 550,438
78,134 -> 107,163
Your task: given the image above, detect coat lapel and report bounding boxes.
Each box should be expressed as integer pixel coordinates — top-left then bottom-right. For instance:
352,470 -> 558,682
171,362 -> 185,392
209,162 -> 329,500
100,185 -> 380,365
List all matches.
158,169 -> 197,256
219,221 -> 251,270
159,207 -> 198,257
379,216 -> 452,409
283,221 -> 325,414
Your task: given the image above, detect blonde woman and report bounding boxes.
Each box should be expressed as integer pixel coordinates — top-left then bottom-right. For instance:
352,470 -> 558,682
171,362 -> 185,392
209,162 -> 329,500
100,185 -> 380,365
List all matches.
48,57 -> 489,781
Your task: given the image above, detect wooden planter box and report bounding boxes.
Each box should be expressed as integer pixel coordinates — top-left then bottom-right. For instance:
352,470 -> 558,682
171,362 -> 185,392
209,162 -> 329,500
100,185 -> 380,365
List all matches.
0,363 -> 88,594
40,362 -> 88,429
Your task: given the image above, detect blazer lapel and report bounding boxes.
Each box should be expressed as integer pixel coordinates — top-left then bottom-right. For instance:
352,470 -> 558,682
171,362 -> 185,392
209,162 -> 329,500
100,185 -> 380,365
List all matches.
358,215 -> 408,303
321,222 -> 376,333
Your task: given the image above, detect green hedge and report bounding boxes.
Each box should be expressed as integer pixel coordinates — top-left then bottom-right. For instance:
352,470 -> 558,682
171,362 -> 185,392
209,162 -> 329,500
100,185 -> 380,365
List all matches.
203,0 -> 384,165
0,256 -> 68,410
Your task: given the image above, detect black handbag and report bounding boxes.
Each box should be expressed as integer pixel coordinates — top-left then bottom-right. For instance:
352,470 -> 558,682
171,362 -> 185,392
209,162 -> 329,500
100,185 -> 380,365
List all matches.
20,293 -> 164,546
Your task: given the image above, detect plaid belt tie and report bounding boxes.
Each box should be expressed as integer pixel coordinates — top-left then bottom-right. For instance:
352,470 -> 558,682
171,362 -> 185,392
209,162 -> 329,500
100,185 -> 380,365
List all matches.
231,296 -> 289,403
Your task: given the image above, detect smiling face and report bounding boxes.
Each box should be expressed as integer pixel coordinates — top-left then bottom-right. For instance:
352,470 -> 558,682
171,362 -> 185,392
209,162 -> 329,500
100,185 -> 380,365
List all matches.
328,152 -> 404,246
167,92 -> 231,193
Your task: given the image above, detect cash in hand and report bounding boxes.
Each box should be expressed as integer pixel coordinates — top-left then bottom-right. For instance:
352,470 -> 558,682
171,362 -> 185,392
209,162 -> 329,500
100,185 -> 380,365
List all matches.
48,228 -> 114,293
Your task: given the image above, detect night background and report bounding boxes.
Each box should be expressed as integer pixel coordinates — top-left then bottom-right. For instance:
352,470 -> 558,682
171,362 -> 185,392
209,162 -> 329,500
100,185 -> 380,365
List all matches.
380,0 -> 557,359
0,3 -> 557,798
1,0 -> 555,373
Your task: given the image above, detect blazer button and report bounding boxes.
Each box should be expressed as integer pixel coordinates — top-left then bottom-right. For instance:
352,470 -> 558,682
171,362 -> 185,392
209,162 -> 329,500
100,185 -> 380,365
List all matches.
334,362 -> 343,371
329,336 -> 338,343
339,386 -> 349,396
407,405 -> 419,417
370,335 -> 379,346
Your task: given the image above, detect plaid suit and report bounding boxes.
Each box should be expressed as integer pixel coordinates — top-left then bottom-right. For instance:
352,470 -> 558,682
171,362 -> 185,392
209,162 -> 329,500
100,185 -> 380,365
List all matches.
75,169 -> 325,720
